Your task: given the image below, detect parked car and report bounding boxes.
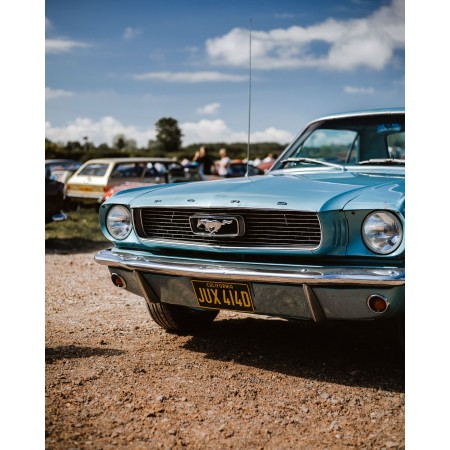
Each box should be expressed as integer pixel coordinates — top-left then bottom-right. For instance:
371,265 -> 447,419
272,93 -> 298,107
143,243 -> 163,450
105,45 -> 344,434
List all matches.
45,165 -> 67,223
101,182 -> 156,204
257,159 -> 275,173
45,159 -> 82,184
94,109 -> 405,348
97,164 -> 203,206
209,160 -> 264,179
65,157 -> 201,209
227,161 -> 264,177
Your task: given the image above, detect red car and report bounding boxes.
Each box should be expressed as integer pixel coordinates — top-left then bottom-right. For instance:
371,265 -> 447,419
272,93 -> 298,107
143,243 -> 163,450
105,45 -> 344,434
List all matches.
99,164 -> 203,205
101,181 -> 152,203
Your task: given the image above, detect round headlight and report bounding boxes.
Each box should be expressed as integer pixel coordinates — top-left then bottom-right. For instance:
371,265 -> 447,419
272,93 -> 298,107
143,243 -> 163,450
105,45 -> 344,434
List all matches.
106,205 -> 132,240
362,211 -> 403,254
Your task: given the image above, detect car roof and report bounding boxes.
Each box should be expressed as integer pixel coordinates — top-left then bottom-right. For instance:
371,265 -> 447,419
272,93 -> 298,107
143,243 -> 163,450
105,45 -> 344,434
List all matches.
309,107 -> 405,124
45,159 -> 80,164
80,157 -> 178,164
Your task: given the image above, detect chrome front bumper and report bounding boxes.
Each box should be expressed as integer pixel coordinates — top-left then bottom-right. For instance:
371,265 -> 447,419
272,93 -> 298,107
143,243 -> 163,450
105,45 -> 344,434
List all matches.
95,248 -> 404,286
95,248 -> 405,321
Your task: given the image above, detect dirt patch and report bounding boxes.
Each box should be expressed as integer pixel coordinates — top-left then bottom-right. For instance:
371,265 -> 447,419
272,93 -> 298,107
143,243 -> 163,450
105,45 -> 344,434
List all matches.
46,251 -> 404,449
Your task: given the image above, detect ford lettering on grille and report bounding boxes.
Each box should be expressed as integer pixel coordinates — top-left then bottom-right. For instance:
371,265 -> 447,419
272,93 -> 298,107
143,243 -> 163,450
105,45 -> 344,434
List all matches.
189,215 -> 243,237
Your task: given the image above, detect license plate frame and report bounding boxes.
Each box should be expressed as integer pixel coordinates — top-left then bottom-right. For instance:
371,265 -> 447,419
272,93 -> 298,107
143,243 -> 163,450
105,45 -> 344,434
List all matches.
191,279 -> 255,313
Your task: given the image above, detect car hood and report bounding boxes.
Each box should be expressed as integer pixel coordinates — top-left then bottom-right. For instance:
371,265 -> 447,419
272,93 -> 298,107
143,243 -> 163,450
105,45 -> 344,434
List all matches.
111,168 -> 404,213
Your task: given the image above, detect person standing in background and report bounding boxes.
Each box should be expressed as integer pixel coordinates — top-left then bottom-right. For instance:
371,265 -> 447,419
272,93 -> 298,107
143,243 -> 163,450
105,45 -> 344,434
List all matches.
193,146 -> 213,180
217,148 -> 231,177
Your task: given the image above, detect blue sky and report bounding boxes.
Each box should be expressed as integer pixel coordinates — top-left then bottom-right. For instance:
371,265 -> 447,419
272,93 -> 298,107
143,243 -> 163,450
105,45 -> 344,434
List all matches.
45,0 -> 404,147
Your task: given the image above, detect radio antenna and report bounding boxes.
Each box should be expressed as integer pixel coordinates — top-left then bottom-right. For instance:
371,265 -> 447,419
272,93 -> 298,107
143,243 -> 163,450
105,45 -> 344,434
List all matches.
245,18 -> 252,178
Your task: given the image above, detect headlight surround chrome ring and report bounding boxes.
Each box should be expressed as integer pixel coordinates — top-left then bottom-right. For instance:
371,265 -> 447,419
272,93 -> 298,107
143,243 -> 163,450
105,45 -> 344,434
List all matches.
106,205 -> 132,240
362,211 -> 403,255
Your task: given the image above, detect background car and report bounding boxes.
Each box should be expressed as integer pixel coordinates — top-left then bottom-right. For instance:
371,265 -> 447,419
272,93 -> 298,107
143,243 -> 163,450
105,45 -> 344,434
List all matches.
100,182 -> 155,204
97,163 -> 202,205
66,157 -> 201,209
45,165 -> 67,223
95,108 -> 405,349
209,160 -> 264,179
45,159 -> 82,184
228,161 -> 264,177
257,160 -> 275,173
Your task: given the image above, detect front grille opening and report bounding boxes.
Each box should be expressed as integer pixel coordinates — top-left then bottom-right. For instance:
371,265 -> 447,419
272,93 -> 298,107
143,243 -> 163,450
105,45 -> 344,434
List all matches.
133,207 -> 321,248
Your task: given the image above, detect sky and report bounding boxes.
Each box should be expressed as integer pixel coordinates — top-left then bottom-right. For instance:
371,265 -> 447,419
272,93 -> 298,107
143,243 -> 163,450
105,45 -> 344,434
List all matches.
4,1 -> 450,447
45,0 -> 405,147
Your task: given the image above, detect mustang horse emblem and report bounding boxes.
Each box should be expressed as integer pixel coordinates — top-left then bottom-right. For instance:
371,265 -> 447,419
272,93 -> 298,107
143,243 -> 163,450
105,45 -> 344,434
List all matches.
197,219 -> 232,235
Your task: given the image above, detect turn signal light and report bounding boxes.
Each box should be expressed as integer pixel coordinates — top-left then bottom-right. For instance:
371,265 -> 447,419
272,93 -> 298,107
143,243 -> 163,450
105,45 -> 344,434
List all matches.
111,273 -> 126,288
367,294 -> 389,313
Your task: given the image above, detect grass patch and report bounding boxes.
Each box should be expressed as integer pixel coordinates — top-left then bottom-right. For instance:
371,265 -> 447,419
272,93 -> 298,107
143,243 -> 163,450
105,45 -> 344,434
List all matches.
46,208 -> 105,240
45,208 -> 109,252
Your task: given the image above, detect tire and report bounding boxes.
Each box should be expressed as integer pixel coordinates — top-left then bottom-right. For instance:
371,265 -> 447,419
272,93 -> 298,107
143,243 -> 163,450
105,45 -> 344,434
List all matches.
146,303 -> 219,333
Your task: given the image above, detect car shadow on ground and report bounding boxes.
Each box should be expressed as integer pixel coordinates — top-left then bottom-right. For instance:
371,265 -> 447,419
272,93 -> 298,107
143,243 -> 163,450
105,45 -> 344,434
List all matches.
181,316 -> 404,393
45,238 -> 110,255
45,345 -> 124,364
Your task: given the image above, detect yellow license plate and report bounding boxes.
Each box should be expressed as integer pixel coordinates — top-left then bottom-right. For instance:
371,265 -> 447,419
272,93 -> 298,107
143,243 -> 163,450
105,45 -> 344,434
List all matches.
191,280 -> 255,313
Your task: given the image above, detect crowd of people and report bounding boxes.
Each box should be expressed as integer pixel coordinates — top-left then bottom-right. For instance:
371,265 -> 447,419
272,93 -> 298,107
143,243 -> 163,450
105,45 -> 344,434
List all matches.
181,146 -> 276,180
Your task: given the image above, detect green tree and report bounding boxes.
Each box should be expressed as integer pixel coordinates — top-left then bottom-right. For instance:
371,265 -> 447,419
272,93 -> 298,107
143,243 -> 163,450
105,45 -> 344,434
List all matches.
113,134 -> 127,151
155,117 -> 183,153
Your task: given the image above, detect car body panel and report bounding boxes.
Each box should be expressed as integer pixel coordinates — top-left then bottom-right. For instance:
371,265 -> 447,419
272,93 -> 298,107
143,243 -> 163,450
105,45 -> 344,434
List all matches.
109,168 -> 404,213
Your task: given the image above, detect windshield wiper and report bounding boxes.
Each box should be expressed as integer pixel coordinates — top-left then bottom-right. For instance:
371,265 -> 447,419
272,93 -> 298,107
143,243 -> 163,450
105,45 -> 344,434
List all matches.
358,158 -> 405,165
279,157 -> 345,170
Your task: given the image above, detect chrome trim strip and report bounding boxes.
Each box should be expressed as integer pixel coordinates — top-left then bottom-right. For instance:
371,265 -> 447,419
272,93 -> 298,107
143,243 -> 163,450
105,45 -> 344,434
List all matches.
95,249 -> 405,286
131,205 -> 319,212
135,237 -> 321,252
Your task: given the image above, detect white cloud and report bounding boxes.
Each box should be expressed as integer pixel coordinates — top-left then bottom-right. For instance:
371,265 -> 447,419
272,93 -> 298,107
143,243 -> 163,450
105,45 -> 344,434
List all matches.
206,0 -> 404,71
46,38 -> 90,54
45,17 -> 53,31
196,102 -> 221,115
134,71 -> 247,83
45,116 -> 293,147
123,27 -> 142,40
343,85 -> 375,95
45,117 -> 157,147
46,87 -> 74,100
181,119 -> 293,145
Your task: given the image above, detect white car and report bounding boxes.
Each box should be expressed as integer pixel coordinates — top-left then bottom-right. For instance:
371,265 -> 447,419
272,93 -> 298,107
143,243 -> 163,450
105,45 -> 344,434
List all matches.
65,157 -> 200,208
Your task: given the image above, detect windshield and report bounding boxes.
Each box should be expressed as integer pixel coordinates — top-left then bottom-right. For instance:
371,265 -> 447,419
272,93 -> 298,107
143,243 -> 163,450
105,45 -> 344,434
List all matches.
271,113 -> 405,170
78,163 -> 109,177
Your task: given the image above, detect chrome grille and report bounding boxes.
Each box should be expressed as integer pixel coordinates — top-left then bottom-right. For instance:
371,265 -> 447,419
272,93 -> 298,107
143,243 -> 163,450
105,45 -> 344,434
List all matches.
133,208 -> 321,248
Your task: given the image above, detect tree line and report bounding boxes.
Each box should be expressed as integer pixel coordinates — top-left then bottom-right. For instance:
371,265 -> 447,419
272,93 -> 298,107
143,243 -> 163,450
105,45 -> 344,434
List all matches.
45,117 -> 287,163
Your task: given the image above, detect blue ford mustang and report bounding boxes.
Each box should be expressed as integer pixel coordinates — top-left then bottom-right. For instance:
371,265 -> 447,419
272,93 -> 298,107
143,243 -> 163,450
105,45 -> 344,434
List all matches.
95,108 -> 405,347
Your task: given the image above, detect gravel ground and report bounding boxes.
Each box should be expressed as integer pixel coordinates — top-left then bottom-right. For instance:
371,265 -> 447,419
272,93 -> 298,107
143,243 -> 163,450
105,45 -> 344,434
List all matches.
45,247 -> 405,449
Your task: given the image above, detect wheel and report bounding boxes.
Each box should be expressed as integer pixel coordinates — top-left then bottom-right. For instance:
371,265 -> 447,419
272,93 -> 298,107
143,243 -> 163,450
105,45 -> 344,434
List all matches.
146,303 -> 219,333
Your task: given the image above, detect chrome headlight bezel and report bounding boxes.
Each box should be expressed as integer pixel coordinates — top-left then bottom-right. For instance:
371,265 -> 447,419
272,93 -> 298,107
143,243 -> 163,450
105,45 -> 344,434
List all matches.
106,205 -> 132,240
362,211 -> 403,255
